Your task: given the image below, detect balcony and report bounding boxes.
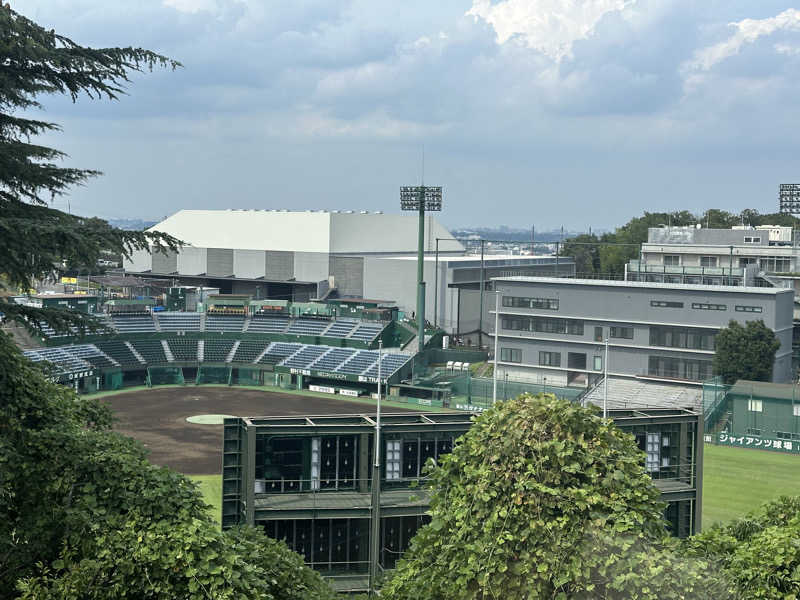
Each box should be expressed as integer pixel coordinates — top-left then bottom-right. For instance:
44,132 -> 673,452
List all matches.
627,260 -> 745,278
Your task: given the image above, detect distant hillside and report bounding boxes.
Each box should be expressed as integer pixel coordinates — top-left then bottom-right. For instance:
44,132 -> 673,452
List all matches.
106,218 -> 158,231
450,226 -> 592,243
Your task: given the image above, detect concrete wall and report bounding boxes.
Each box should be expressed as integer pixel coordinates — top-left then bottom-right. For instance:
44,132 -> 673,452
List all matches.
329,213 -> 461,253
266,251 -> 294,280
331,256 -> 364,297
125,248 -> 152,273
207,248 -> 234,277
177,247 -> 208,276
293,252 -> 329,283
233,249 -> 266,279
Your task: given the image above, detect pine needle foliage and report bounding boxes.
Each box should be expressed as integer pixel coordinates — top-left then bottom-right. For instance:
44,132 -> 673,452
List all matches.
0,5 -> 181,335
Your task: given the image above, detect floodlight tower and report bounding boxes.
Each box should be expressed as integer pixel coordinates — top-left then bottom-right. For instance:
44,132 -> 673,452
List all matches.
400,184 -> 442,354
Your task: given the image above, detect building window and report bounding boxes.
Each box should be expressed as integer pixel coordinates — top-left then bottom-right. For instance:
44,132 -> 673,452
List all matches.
594,326 -> 603,342
501,296 -> 559,310
744,236 -> 761,243
386,440 -> 401,480
663,255 -> 680,266
646,433 -> 660,473
794,405 -> 800,417
735,305 -> 763,313
647,356 -> 713,381
500,348 -> 522,363
650,300 -> 684,308
566,320 -> 584,335
700,256 -> 718,268
538,351 -> 561,367
649,326 -> 716,350
593,356 -> 603,371
502,316 -> 583,336
759,257 -> 792,272
692,303 -> 727,311
745,427 -> 762,436
610,326 -> 634,339
748,399 -> 763,412
739,257 -> 757,267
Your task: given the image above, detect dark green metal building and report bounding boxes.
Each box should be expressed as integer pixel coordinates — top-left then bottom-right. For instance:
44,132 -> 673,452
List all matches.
222,408 -> 703,593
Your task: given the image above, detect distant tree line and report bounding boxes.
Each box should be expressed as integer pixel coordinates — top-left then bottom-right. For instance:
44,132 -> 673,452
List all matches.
560,209 -> 800,279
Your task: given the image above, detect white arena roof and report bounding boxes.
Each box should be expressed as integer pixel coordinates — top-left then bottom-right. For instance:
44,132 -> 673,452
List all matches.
147,209 -> 462,254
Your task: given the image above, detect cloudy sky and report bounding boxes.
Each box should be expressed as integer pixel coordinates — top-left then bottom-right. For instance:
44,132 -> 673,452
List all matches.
20,0 -> 800,229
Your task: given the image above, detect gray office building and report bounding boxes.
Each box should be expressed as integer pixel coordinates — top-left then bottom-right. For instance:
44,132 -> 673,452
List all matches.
490,278 -> 794,387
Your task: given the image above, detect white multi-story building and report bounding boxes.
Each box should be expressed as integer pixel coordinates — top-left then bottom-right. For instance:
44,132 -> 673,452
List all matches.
489,277 -> 794,387
627,225 -> 799,288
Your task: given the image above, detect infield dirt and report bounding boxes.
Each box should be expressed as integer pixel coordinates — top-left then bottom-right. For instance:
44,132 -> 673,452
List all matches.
106,386 -> 417,474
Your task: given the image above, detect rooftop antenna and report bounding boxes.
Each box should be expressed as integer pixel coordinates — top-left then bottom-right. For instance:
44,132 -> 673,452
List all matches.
421,145 -> 425,186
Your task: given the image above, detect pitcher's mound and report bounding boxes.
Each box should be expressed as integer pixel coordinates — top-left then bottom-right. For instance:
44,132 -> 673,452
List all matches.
186,414 -> 236,425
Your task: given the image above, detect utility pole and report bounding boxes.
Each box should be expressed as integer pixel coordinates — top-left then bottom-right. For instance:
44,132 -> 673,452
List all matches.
492,290 -> 499,404
603,337 -> 609,419
369,340 -> 383,596
478,239 -> 485,348
434,238 -> 440,329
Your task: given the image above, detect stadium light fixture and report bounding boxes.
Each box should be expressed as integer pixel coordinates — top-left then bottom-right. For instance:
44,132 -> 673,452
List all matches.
400,185 -> 444,356
400,186 -> 443,212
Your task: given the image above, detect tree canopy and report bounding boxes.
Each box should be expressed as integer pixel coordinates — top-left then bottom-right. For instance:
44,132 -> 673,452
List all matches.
0,330 -> 336,599
713,320 -> 781,384
0,6 -> 335,598
684,496 -> 800,599
0,5 -> 179,334
382,394 -> 727,599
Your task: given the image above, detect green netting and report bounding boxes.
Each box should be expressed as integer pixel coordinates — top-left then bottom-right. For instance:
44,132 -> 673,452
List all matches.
450,374 -> 584,409
231,368 -> 263,386
702,376 -> 729,431
196,365 -> 231,385
103,370 -> 123,391
147,366 -> 185,386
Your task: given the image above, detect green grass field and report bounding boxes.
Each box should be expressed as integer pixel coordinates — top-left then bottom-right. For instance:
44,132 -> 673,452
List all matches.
189,475 -> 222,525
189,444 -> 800,532
702,444 -> 800,528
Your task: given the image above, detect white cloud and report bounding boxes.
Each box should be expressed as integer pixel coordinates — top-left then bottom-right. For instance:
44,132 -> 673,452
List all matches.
466,0 -> 638,61
687,8 -> 800,71
163,0 -> 220,14
774,42 -> 800,56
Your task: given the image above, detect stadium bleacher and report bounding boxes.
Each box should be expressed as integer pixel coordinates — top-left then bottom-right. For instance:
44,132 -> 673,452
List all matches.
257,342 -> 303,365
349,323 -> 384,342
231,340 -> 270,363
362,353 -> 410,378
309,347 -> 357,371
246,315 -> 289,334
336,350 -> 379,375
205,315 -> 245,333
323,319 -> 358,338
167,338 -> 199,362
157,312 -> 201,332
281,345 -> 329,369
130,340 -> 169,364
69,345 -> 118,369
111,314 -> 156,333
285,317 -> 329,336
23,346 -> 92,374
95,340 -> 143,368
203,339 -> 236,362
